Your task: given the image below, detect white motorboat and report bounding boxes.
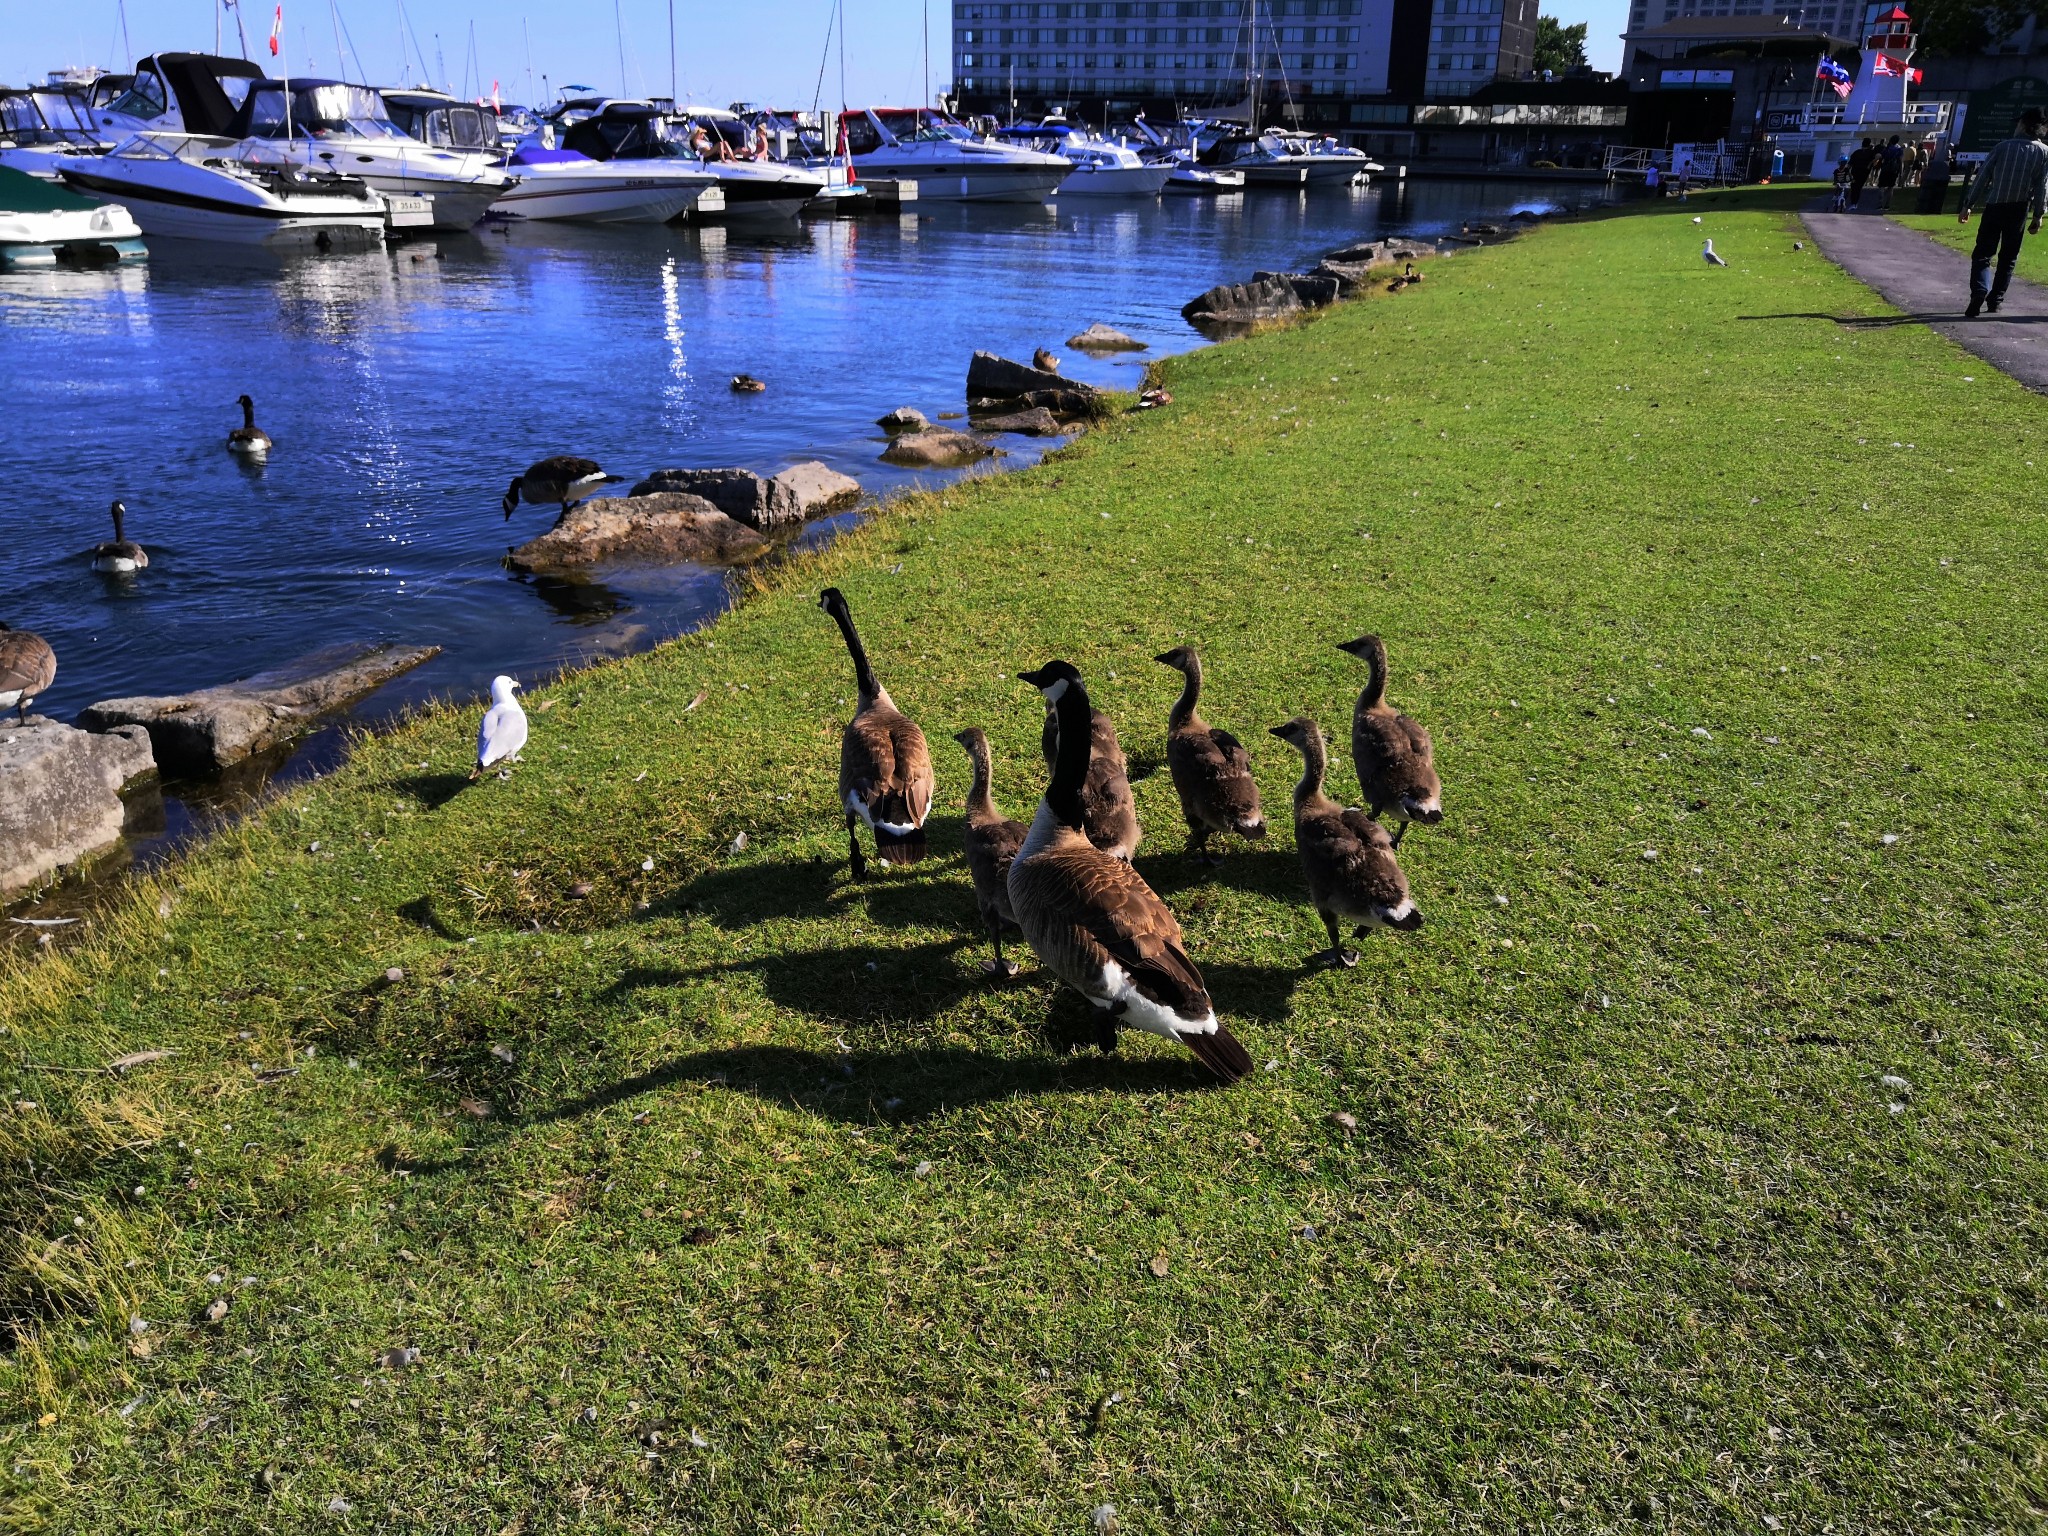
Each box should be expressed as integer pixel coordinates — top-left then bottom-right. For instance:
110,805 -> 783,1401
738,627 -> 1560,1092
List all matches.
993,122 -> 1171,198
1270,133 -> 1381,186
838,108 -> 1067,203
58,132 -> 385,248
225,80 -> 514,231
1164,160 -> 1246,194
489,143 -> 721,224
0,87 -> 110,181
1189,128 -> 1312,188
0,164 -> 144,266
552,101 -> 822,223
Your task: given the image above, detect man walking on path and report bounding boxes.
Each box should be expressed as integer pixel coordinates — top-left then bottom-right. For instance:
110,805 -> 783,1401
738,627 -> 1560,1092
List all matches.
1958,106 -> 2048,317
1849,138 -> 1877,207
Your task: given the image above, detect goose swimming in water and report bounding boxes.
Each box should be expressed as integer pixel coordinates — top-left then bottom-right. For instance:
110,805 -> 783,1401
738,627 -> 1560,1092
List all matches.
822,586 -> 933,876
471,675 -> 528,780
1008,659 -> 1251,1082
955,726 -> 1028,977
226,395 -> 272,460
90,500 -> 148,575
0,623 -> 58,724
502,457 -> 623,521
1270,717 -> 1422,968
1337,634 -> 1442,847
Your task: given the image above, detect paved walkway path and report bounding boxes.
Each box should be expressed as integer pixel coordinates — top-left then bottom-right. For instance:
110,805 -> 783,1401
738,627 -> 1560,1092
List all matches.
1802,208 -> 2048,393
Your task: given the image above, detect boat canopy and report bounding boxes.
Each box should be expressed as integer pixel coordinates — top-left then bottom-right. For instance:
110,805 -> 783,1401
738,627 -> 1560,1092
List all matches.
115,53 -> 264,136
383,91 -> 499,150
232,80 -> 407,140
0,162 -> 107,213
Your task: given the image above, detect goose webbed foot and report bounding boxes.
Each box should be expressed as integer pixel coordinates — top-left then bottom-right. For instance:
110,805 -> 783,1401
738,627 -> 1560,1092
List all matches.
980,957 -> 1021,978
1184,828 -> 1221,865
1317,946 -> 1361,969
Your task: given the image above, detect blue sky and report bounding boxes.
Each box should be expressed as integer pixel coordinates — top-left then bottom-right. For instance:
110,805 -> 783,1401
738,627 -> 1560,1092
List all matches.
6,0 -> 1628,106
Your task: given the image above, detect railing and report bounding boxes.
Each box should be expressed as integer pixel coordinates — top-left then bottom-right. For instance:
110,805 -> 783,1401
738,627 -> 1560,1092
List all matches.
1799,101 -> 1952,129
1603,145 -> 1744,184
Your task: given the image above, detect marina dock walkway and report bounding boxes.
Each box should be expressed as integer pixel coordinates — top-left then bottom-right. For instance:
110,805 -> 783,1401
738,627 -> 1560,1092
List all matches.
1803,208 -> 2048,394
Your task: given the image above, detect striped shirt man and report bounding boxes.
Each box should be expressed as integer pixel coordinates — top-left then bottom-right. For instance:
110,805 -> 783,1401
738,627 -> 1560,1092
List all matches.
1961,131 -> 2048,220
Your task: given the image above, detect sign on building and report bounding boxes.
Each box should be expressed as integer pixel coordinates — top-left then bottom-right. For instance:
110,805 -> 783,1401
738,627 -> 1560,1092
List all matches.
1960,76 -> 2048,152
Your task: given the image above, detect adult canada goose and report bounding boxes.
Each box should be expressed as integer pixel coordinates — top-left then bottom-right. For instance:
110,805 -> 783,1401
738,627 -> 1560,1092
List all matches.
822,586 -> 933,876
1155,646 -> 1264,862
1009,660 -> 1251,1082
1403,261 -> 1423,284
1032,347 -> 1061,374
1039,698 -> 1141,860
90,500 -> 148,574
471,675 -> 528,779
1337,634 -> 1442,847
954,727 -> 1028,976
502,456 -> 622,521
1385,273 -> 1408,293
226,394 -> 272,460
0,623 -> 58,724
1269,717 -> 1423,967
731,374 -> 767,393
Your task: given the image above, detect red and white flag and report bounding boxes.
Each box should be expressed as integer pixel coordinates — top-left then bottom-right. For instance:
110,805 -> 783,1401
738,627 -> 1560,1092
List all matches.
1871,52 -> 1906,76
268,4 -> 283,56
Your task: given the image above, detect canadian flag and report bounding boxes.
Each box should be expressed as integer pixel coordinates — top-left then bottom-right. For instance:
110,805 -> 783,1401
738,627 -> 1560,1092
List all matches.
268,4 -> 283,56
1871,52 -> 1907,76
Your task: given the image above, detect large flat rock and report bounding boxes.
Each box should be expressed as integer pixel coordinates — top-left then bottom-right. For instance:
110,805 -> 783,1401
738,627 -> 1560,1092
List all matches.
625,462 -> 861,529
508,492 -> 770,573
967,351 -> 1103,410
880,426 -> 1002,468
0,718 -> 157,898
79,642 -> 440,777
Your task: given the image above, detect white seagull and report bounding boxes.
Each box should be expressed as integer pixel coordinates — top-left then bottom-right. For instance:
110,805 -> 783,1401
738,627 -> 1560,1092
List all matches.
1691,215 -> 1702,225
472,675 -> 528,780
1702,239 -> 1729,267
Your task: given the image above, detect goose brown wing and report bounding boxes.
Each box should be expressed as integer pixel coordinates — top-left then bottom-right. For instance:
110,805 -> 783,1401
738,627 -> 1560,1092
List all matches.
839,709 -> 898,813
0,632 -> 56,696
529,454 -> 603,482
1012,849 -> 1208,1016
888,713 -> 934,829
1171,724 -> 1262,825
1305,807 -> 1407,906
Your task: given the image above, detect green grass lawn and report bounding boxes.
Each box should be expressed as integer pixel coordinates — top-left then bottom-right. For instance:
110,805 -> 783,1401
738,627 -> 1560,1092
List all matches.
1895,207 -> 2048,288
5,190 -> 2046,1532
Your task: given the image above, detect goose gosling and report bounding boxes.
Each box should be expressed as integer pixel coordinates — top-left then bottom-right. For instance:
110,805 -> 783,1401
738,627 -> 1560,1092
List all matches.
226,394 -> 272,460
472,675 -> 527,779
90,500 -> 148,574
1270,717 -> 1422,968
955,727 -> 1028,977
1337,633 -> 1442,847
1009,660 -> 1251,1082
1032,347 -> 1061,373
1040,698 -> 1141,861
823,587 -> 933,877
1155,645 -> 1264,864
0,623 -> 58,725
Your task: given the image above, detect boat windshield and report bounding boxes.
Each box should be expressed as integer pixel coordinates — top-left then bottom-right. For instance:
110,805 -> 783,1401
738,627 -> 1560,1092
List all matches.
245,84 -> 406,140
906,119 -> 975,143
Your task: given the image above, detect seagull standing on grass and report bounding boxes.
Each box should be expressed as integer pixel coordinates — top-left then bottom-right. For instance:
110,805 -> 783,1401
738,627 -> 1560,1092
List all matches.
1702,239 -> 1729,267
472,675 -> 528,780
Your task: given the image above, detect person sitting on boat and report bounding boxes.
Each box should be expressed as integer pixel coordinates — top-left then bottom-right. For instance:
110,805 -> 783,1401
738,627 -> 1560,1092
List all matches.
749,122 -> 772,162
691,123 -> 716,161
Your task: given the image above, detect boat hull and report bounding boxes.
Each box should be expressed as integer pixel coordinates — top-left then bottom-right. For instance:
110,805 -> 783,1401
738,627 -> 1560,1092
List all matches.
1296,158 -> 1371,185
489,167 -> 710,224
863,164 -> 1067,203
1237,162 -> 1311,187
691,165 -> 827,224
1054,163 -> 1172,197
58,163 -> 386,247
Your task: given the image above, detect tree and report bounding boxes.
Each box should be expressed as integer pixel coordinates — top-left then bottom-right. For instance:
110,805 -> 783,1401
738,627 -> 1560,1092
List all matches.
1909,0 -> 2035,56
1533,15 -> 1590,75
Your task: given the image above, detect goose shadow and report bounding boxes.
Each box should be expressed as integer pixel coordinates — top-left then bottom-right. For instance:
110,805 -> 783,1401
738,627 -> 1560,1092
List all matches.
602,934 -> 1011,1028
390,771 -> 472,810
1138,845 -> 1304,903
648,819 -> 978,930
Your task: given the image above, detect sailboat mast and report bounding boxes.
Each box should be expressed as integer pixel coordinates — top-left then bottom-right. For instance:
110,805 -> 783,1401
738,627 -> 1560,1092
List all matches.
668,0 -> 677,106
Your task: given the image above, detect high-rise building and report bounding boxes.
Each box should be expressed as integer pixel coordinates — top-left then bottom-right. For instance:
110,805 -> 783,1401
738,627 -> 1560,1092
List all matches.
951,0 -> 1533,124
1621,0 -> 1857,70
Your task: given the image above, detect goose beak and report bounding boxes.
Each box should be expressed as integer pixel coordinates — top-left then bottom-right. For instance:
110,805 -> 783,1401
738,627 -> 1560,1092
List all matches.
1335,637 -> 1368,658
1403,797 -> 1443,825
1017,665 -> 1054,688
1153,651 -> 1177,667
1268,724 -> 1291,740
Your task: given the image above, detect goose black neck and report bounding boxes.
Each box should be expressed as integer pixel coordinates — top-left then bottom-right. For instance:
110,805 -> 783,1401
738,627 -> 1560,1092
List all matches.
241,399 -> 256,430
829,601 -> 879,699
962,734 -> 994,810
1046,681 -> 1093,830
110,504 -> 125,543
1356,637 -> 1388,709
1169,657 -> 1202,729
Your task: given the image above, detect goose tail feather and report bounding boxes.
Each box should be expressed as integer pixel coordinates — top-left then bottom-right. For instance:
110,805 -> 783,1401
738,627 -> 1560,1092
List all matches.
872,825 -> 928,865
1182,1024 -> 1253,1084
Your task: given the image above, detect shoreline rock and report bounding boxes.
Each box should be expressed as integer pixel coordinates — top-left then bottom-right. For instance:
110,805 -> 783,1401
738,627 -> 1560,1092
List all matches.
509,492 -> 769,573
79,643 -> 441,778
626,462 -> 861,530
0,718 -> 158,898
967,405 -> 1068,437
881,426 -> 1002,468
876,407 -> 930,436
1067,323 -> 1147,353
967,352 -> 1104,418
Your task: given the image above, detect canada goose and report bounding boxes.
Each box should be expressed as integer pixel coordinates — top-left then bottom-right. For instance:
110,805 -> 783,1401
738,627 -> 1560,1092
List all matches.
955,726 -> 1027,976
226,394 -> 272,460
1269,717 -> 1422,967
1337,634 -> 1441,847
822,586 -> 933,876
502,456 -> 622,522
1385,274 -> 1408,293
1154,646 -> 1264,862
1040,696 -> 1141,860
471,675 -> 527,779
1008,660 -> 1251,1082
1403,262 -> 1423,283
731,373 -> 767,393
1032,347 -> 1061,374
0,623 -> 58,724
90,500 -> 148,574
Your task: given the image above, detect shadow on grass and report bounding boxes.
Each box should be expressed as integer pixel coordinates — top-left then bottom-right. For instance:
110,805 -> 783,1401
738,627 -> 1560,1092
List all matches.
603,934 -> 1000,1028
1738,310 -> 2048,329
389,772 -> 473,810
643,818 -> 976,930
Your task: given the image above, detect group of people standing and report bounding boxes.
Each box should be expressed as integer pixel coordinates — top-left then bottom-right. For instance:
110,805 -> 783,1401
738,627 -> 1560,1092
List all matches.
1832,134 -> 1928,211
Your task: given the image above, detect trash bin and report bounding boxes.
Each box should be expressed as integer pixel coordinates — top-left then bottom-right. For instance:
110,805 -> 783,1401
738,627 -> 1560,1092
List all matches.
1771,148 -> 1785,179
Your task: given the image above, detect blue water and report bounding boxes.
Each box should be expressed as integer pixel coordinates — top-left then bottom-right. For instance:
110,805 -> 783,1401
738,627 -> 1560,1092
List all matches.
0,177 -> 1607,854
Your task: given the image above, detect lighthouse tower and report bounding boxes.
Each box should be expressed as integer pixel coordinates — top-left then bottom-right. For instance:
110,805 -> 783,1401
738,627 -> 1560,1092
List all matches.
1843,5 -> 1916,123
